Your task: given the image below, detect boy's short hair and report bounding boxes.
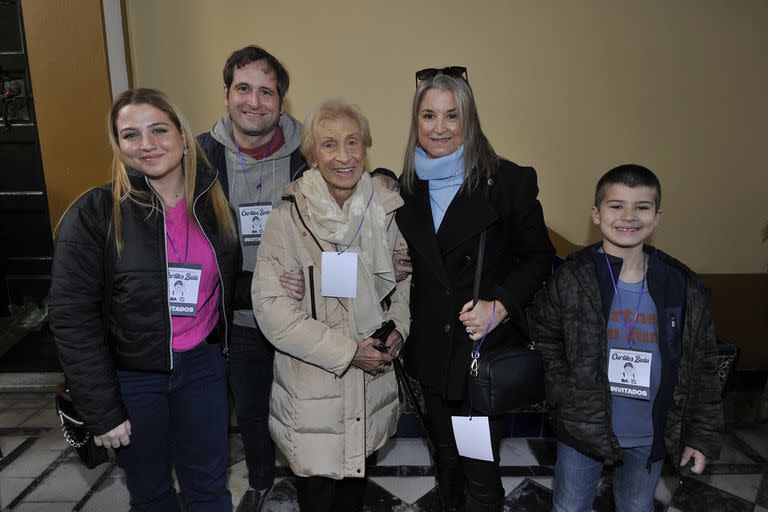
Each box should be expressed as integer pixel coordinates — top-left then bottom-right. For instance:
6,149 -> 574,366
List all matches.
594,164 -> 662,211
223,45 -> 289,100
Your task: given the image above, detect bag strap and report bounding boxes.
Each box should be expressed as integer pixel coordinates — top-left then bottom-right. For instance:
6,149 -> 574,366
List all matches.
472,177 -> 492,305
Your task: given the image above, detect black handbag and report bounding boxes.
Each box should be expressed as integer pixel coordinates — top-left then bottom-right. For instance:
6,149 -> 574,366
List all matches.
467,177 -> 545,416
55,391 -> 110,469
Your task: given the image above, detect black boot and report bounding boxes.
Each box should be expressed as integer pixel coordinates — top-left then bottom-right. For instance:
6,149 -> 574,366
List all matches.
434,462 -> 466,511
464,492 -> 504,512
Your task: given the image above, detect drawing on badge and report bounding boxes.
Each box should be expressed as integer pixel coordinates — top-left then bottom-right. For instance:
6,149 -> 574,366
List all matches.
621,362 -> 637,384
171,280 -> 185,302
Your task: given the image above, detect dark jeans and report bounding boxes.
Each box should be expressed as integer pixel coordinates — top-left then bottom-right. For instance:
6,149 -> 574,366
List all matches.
423,390 -> 506,511
294,475 -> 366,512
228,323 -> 275,490
115,341 -> 231,512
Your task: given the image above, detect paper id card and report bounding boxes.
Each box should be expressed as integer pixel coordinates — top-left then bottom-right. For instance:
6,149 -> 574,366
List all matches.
321,252 -> 357,298
608,348 -> 652,400
239,202 -> 272,246
168,263 -> 202,317
451,416 -> 494,462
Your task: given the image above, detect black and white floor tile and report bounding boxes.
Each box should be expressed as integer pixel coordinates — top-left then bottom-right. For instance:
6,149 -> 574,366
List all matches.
1,391 -> 767,511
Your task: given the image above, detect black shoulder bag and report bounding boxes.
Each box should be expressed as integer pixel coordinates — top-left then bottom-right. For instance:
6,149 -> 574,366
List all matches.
467,177 -> 545,415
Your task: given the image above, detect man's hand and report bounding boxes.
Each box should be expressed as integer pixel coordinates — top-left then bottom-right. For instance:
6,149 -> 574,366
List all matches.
94,420 -> 132,449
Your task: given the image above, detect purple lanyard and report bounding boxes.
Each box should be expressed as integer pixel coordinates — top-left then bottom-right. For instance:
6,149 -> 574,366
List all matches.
604,252 -> 646,349
235,131 -> 276,203
333,190 -> 375,254
467,301 -> 496,417
167,216 -> 190,265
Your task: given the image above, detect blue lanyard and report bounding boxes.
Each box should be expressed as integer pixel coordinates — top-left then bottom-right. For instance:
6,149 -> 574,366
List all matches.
235,131 -> 277,203
333,190 -> 375,254
604,252 -> 646,349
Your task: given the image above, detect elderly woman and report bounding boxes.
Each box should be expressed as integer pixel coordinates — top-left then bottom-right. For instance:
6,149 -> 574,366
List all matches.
396,68 -> 555,511
252,99 -> 410,512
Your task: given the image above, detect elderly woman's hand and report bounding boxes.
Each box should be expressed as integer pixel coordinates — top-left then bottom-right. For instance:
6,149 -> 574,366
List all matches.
279,271 -> 305,300
459,300 -> 508,342
352,337 -> 393,375
384,329 -> 404,359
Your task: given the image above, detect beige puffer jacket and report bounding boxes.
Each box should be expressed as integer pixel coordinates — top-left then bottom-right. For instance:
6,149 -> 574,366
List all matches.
252,178 -> 410,479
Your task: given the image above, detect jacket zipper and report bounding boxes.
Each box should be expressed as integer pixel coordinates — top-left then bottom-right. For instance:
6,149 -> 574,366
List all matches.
153,181 -> 175,371
193,175 -> 229,356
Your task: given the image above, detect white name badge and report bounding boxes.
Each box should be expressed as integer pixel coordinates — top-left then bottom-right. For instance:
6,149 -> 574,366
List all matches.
451,416 -> 494,462
239,202 -> 272,246
608,348 -> 652,401
321,252 -> 357,298
168,263 -> 202,317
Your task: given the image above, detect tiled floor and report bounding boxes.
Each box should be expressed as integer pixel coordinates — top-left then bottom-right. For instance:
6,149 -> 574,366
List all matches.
0,391 -> 767,511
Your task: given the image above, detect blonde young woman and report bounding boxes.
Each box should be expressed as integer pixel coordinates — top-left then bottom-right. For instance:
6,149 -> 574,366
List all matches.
49,88 -> 239,512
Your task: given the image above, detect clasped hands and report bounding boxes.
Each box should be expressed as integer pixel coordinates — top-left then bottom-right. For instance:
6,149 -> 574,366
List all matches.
352,329 -> 403,375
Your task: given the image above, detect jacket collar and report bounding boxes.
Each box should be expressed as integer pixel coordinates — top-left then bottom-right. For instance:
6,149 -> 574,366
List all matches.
569,242 -> 672,323
126,164 -> 219,201
397,177 -> 497,288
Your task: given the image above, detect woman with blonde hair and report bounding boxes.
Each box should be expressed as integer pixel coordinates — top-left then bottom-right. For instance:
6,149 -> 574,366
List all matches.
49,88 -> 238,511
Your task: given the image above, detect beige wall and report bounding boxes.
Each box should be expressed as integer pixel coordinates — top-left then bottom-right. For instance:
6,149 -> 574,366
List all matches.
125,0 -> 768,274
23,0 -> 115,228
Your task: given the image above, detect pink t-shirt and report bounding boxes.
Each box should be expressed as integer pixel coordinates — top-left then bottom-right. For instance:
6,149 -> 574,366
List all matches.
165,198 -> 221,351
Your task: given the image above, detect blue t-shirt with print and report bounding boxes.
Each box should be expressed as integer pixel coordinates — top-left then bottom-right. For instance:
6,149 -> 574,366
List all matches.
607,278 -> 661,448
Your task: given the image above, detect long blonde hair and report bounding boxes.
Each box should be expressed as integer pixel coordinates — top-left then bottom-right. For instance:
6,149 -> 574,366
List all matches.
402,73 -> 498,194
107,88 -> 235,253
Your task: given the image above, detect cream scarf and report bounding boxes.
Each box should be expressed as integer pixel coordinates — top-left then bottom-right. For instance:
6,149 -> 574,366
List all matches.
299,169 -> 395,336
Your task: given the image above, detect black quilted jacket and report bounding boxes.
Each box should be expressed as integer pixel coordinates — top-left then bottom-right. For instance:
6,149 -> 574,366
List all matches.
48,166 -> 239,435
528,243 -> 723,465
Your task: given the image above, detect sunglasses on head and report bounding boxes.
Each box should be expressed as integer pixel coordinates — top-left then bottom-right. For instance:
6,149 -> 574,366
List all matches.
415,66 -> 468,87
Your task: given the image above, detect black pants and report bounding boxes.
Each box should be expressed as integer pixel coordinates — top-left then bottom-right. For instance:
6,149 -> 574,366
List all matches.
228,324 -> 275,491
423,390 -> 506,510
294,475 -> 366,512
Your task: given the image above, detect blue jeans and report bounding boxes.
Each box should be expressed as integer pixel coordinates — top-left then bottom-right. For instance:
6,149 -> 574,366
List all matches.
227,324 -> 275,490
553,442 -> 663,512
115,341 -> 231,512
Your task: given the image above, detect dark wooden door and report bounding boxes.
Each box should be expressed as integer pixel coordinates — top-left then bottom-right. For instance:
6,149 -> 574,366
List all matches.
0,0 -> 52,308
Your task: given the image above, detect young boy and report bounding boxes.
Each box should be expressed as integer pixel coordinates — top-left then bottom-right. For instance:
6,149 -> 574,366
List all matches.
528,164 -> 723,512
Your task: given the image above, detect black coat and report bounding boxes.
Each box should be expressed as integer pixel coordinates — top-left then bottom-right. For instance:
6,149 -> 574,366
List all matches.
397,159 -> 555,399
528,244 -> 723,464
48,166 -> 239,435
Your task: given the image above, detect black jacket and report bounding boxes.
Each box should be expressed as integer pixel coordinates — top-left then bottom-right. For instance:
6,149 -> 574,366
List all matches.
397,159 -> 555,399
196,131 -> 307,310
48,166 -> 239,435
528,243 -> 723,465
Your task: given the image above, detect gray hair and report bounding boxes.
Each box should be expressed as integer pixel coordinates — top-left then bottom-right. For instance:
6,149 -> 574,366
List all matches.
402,73 -> 498,194
300,98 -> 372,167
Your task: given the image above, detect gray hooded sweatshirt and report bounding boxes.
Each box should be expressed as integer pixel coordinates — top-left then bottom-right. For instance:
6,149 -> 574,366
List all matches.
210,112 -> 303,328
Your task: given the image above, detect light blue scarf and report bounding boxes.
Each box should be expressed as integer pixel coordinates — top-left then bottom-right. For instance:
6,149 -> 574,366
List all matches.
414,145 -> 465,230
